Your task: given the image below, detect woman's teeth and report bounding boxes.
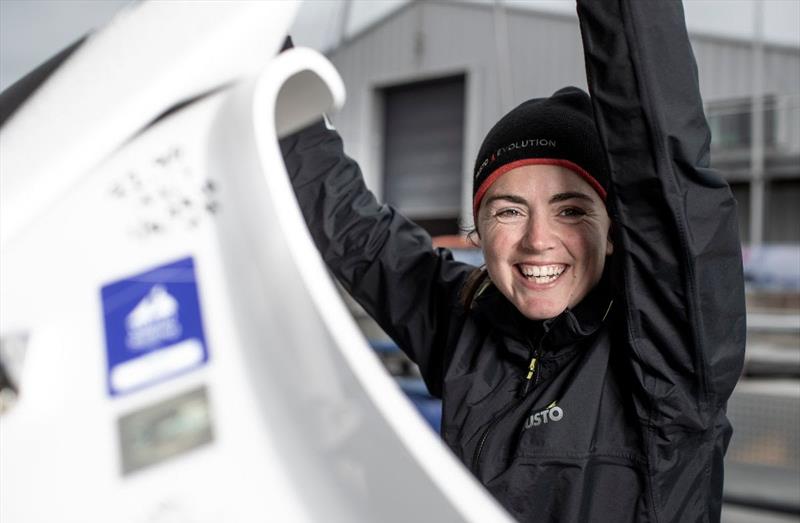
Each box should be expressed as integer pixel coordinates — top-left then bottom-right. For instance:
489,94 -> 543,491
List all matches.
519,264 -> 565,283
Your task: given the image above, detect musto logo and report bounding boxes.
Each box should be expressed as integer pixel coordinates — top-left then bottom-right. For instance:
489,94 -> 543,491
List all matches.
523,401 -> 564,430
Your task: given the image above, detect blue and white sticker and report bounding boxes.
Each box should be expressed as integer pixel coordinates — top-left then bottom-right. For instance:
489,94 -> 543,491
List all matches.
101,257 -> 209,397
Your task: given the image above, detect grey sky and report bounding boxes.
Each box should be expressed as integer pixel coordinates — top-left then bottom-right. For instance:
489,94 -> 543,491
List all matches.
1,0 -> 799,92
0,0 -> 133,90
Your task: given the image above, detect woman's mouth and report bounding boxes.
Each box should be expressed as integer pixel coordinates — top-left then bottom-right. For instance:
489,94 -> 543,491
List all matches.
517,263 -> 566,284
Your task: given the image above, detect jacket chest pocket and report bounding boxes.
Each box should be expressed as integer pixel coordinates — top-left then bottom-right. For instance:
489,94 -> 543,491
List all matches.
512,394 -> 645,470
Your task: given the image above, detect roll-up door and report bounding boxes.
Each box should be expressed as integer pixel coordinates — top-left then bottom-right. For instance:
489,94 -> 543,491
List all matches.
382,75 -> 465,236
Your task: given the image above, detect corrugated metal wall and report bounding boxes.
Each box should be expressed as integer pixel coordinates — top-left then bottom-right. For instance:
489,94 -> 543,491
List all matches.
693,37 -> 800,160
326,1 -> 800,228
693,37 -> 800,101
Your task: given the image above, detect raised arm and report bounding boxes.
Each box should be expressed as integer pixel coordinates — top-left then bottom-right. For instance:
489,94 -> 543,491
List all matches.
576,0 -> 746,514
279,119 -> 472,396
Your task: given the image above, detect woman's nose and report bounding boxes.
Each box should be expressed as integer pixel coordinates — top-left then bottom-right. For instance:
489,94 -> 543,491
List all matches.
520,215 -> 556,252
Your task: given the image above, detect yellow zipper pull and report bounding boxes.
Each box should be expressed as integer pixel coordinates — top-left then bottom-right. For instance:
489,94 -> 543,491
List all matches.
522,357 -> 537,395
526,357 -> 537,380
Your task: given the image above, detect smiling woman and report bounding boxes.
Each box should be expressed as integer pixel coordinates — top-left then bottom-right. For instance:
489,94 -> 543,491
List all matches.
477,164 -> 612,320
468,86 -> 613,321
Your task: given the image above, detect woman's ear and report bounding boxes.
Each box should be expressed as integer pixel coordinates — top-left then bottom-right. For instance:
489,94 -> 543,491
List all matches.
605,219 -> 616,256
467,228 -> 482,248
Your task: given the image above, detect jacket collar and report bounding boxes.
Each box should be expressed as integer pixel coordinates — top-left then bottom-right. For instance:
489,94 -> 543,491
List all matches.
472,273 -> 613,359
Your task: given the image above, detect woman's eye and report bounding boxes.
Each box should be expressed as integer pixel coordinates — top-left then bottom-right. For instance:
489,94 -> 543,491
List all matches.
559,207 -> 586,218
494,208 -> 525,223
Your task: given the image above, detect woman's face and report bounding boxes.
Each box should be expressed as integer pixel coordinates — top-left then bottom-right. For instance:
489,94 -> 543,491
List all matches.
476,164 -> 613,320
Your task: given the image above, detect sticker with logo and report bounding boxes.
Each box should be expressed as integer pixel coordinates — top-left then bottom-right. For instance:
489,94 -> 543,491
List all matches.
522,400 -> 564,431
101,257 -> 209,397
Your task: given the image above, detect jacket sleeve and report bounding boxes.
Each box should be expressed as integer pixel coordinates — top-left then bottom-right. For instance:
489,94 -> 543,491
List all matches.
576,0 -> 746,513
279,119 -> 472,397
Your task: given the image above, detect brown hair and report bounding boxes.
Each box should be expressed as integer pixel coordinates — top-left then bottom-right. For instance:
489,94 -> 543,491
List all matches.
459,267 -> 491,309
456,227 -> 489,308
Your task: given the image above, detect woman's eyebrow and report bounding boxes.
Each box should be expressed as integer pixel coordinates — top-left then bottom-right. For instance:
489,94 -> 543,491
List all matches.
485,194 -> 528,206
549,191 -> 594,204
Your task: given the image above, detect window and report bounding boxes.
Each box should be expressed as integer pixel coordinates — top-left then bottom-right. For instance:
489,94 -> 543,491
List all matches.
707,96 -> 776,151
765,179 -> 800,243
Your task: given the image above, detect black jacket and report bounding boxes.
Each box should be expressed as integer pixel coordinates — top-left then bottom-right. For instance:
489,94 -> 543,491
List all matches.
279,2 -> 745,521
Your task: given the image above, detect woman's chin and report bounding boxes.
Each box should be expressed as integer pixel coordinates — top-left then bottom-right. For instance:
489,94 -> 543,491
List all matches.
515,299 -> 568,321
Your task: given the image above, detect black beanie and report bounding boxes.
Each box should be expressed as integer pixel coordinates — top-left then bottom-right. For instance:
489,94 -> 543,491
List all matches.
472,86 -> 608,218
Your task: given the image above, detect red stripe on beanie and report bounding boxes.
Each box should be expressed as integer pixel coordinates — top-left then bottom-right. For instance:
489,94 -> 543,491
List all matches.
472,158 -> 607,219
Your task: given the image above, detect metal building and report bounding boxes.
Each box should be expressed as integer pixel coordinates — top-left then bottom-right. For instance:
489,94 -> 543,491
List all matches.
325,1 -> 800,242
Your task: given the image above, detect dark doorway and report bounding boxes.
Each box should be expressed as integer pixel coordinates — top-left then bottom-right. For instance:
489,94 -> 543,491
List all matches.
382,75 -> 465,236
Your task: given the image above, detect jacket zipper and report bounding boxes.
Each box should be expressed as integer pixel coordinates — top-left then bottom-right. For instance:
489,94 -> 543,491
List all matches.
521,355 -> 539,396
471,400 -> 518,476
471,326 -> 549,477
